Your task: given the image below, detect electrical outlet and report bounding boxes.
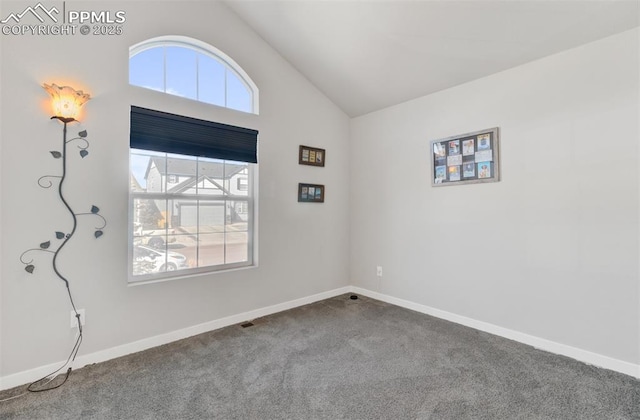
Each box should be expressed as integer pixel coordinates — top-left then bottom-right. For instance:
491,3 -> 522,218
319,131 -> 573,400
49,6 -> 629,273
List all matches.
376,266 -> 383,277
70,309 -> 85,328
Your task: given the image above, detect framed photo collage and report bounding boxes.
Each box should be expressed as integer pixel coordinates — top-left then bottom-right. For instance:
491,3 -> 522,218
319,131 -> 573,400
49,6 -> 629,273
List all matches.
430,127 -> 500,187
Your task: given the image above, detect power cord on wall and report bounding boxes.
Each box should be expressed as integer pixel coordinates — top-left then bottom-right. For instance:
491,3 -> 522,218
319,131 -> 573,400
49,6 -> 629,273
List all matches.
28,290 -> 83,393
0,286 -> 83,403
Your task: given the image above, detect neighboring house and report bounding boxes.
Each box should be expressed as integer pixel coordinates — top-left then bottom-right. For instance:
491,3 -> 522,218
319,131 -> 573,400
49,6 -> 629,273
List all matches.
144,156 -> 249,229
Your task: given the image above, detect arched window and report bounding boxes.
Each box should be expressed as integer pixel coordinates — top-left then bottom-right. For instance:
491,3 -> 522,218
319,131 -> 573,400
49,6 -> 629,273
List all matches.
129,36 -> 259,114
128,37 -> 259,283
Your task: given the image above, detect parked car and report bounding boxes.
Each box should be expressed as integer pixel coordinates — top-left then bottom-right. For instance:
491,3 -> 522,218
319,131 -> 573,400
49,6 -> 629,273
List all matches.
146,235 -> 167,249
133,245 -> 189,273
132,223 -> 177,249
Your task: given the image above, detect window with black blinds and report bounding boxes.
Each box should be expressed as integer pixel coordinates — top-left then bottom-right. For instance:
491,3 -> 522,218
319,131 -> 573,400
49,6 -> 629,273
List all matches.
130,106 -> 258,163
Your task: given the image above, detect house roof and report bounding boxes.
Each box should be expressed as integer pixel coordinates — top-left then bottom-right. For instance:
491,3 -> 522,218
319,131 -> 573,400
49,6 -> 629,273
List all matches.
168,175 -> 229,195
145,157 -> 246,180
130,173 -> 144,193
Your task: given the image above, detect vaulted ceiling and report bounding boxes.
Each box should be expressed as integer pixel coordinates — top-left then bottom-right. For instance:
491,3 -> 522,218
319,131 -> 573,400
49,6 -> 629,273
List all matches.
226,0 -> 639,117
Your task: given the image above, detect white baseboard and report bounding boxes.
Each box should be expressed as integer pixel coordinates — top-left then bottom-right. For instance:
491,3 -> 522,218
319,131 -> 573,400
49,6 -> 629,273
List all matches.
3,284 -> 637,391
350,286 -> 640,379
0,286 -> 351,391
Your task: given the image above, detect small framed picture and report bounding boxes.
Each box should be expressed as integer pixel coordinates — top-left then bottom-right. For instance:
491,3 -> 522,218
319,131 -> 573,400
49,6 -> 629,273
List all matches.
298,183 -> 324,203
299,145 -> 325,167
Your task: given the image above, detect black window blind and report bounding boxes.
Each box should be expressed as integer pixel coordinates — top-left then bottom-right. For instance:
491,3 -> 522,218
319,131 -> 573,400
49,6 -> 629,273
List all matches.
130,106 -> 258,163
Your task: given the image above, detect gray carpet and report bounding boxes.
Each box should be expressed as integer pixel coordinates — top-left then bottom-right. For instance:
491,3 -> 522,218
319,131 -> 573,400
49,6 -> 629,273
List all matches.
1,294 -> 639,419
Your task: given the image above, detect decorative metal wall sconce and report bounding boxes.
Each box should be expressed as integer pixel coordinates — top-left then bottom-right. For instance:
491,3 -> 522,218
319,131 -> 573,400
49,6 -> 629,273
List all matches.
18,83 -> 106,392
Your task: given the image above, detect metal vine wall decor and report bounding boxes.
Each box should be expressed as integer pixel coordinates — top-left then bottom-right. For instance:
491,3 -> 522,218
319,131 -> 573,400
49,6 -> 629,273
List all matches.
17,83 -> 106,392
19,124 -> 107,273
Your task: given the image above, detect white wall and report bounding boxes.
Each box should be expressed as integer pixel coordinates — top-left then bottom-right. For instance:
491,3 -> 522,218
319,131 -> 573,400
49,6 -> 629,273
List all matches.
0,1 -> 350,383
1,1 -> 638,387
350,29 -> 640,368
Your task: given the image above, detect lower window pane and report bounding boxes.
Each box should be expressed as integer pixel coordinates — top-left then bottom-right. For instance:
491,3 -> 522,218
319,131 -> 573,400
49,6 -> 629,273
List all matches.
225,231 -> 248,264
226,200 -> 249,230
198,233 -> 225,267
133,198 -> 166,226
133,245 -> 168,275
166,233 -> 193,272
133,198 -> 167,249
131,153 -> 253,280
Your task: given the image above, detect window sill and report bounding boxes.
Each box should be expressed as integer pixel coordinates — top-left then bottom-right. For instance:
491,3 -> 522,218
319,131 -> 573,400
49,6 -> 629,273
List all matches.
128,263 -> 257,287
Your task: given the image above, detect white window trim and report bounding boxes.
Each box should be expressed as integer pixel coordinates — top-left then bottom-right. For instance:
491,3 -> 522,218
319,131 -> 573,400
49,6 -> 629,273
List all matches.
128,35 -> 260,285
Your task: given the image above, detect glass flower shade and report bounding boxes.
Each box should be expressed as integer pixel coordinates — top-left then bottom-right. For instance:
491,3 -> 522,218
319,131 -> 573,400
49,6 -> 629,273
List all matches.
43,83 -> 91,121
